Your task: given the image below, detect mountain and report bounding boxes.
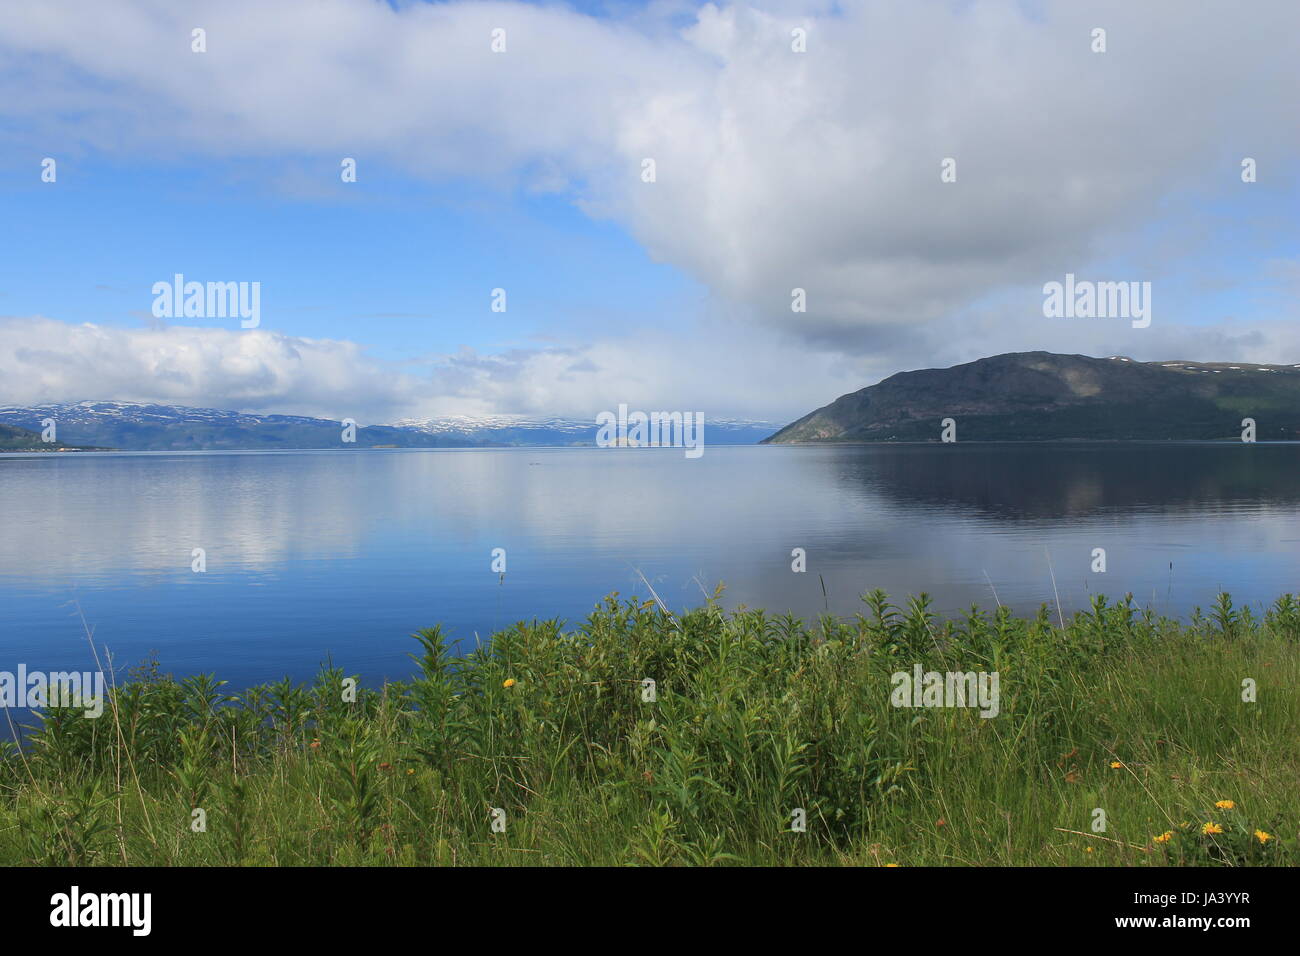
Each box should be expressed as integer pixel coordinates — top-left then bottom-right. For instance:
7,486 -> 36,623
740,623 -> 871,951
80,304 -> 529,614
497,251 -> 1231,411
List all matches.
0,402 -> 469,451
0,402 -> 776,451
763,352 -> 1300,443
393,415 -> 776,447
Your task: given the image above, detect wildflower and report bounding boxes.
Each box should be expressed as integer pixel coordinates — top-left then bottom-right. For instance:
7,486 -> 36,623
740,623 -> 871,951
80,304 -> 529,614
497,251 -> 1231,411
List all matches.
406,768 -> 415,775
935,818 -> 946,828
1255,830 -> 1273,844
1202,822 -> 1223,835
1153,831 -> 1174,844
885,863 -> 900,867
310,738 -> 320,750
378,762 -> 392,771
503,678 -> 516,688
1085,846 -> 1094,853
1110,761 -> 1123,769
1214,800 -> 1235,810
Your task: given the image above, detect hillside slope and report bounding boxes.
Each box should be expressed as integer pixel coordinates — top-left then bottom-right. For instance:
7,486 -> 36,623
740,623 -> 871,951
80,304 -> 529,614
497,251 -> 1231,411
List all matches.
0,422 -> 105,451
764,352 -> 1300,442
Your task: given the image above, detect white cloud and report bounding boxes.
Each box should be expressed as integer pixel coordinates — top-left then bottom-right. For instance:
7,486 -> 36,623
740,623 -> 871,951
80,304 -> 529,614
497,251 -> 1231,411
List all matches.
0,313 -> 883,421
0,317 -> 423,419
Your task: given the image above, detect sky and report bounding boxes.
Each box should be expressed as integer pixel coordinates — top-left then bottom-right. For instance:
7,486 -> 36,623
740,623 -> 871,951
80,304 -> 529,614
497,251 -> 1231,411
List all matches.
0,0 -> 1298,424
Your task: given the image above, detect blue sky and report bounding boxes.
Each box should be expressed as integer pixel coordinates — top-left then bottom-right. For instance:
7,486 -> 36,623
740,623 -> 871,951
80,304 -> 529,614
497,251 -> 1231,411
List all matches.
3,156 -> 1294,358
1,0 -> 1298,422
0,158 -> 703,362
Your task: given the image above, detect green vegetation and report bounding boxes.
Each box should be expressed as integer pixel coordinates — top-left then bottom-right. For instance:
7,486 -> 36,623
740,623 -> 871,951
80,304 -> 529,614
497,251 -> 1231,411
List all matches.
0,423 -> 103,452
1,590 -> 1296,866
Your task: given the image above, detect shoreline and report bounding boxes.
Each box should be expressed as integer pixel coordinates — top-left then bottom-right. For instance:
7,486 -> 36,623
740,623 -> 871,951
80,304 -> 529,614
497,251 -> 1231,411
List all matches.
2,590 -> 1294,867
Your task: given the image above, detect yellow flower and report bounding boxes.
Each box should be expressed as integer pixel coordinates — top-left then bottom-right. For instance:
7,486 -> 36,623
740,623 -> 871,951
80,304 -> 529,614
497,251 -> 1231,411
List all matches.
503,678 -> 516,688
406,768 -> 415,775
1214,800 -> 1235,810
884,863 -> 900,867
1153,831 -> 1174,844
1085,846 -> 1094,853
1110,761 -> 1123,769
1255,830 -> 1273,844
1202,822 -> 1223,835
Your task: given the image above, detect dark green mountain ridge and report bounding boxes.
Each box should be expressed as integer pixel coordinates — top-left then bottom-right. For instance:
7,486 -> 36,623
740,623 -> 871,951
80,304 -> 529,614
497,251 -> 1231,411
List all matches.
0,422 -> 107,451
763,351 -> 1300,443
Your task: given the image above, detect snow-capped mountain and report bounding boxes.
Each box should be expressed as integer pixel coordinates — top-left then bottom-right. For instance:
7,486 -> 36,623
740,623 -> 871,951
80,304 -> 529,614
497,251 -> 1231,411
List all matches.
0,401 -> 328,429
392,415 -> 596,437
0,402 -> 778,451
394,414 -> 778,446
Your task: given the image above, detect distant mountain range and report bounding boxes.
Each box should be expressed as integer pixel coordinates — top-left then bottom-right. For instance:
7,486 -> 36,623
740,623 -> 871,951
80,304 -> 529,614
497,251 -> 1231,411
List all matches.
764,352 -> 1300,442
12,352 -> 1296,451
0,402 -> 776,451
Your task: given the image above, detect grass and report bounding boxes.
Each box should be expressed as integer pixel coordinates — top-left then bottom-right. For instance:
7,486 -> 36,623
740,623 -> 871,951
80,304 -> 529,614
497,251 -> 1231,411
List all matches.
1,588 -> 1296,866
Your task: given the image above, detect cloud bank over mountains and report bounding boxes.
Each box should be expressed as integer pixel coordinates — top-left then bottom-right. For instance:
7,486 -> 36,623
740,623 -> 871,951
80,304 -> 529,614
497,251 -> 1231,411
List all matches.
1,0 -> 1298,420
0,315 -> 859,422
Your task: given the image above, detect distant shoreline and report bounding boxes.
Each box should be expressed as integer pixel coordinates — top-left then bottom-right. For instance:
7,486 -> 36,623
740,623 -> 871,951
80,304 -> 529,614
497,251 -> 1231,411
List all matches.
5,437 -> 1300,456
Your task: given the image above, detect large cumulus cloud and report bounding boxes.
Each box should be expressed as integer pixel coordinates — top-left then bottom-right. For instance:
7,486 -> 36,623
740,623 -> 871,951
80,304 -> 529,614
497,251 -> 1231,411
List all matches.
1,0 -> 1298,417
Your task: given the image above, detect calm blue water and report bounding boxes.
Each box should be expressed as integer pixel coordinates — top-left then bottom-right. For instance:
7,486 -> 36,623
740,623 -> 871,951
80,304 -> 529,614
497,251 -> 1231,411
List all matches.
2,443 -> 1298,689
